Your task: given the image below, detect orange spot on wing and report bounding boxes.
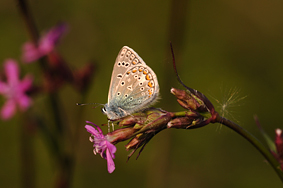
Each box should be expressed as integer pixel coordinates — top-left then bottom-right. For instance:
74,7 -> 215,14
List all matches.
148,81 -> 153,88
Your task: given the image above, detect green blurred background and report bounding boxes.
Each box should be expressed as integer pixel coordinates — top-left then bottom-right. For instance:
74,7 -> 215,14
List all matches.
1,0 -> 283,187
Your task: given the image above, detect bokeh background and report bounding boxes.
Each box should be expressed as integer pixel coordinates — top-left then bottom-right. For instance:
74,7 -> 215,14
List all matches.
1,0 -> 283,187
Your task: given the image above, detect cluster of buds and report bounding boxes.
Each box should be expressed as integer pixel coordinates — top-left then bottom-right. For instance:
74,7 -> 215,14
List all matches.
168,87 -> 219,129
85,87 -> 219,173
42,51 -> 95,93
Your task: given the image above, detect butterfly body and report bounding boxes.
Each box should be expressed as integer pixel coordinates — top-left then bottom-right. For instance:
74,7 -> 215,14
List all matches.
102,46 -> 159,120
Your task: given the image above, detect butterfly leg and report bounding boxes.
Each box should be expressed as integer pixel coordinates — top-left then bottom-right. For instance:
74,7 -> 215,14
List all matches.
108,120 -> 110,132
112,122 -> 115,132
107,120 -> 115,132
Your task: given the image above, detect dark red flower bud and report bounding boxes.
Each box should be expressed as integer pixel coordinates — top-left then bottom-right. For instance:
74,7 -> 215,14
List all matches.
117,112 -> 147,127
47,52 -> 74,83
73,62 -> 96,92
275,129 -> 283,169
167,117 -> 193,129
171,88 -> 207,112
106,127 -> 137,144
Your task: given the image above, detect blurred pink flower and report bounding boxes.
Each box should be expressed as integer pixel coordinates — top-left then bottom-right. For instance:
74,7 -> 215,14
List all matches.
275,129 -> 283,170
0,59 -> 33,120
85,121 -> 116,173
22,23 -> 67,63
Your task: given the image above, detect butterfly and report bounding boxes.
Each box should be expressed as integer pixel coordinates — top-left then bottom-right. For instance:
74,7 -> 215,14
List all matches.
101,46 -> 160,121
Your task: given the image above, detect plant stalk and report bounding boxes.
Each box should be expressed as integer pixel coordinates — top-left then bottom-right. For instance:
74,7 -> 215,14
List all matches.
216,116 -> 283,182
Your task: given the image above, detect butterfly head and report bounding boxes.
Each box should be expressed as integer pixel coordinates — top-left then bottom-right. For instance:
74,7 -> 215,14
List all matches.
102,103 -> 127,121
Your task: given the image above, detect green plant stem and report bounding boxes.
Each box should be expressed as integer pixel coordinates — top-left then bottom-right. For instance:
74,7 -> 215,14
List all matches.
17,0 -> 64,134
20,115 -> 35,188
17,0 -> 69,187
172,111 -> 186,117
216,116 -> 283,182
17,0 -> 39,42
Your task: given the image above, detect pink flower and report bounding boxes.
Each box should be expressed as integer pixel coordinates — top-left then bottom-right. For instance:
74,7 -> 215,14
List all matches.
0,59 -> 33,120
22,23 -> 67,63
275,129 -> 283,169
85,121 -> 116,173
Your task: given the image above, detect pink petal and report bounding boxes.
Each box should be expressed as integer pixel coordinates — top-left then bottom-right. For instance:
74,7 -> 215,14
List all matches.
85,125 -> 101,137
1,100 -> 16,120
106,142 -> 116,158
22,42 -> 42,63
86,121 -> 103,134
39,38 -> 54,54
17,95 -> 32,111
39,23 -> 68,54
4,59 -> 19,83
19,75 -> 33,91
106,149 -> 115,173
0,81 -> 8,94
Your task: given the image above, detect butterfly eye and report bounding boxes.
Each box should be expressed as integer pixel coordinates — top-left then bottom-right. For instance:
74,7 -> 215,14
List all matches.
101,107 -> 106,114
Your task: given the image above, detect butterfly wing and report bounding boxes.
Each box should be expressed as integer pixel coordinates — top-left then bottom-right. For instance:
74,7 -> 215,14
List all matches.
114,64 -> 159,115
108,46 -> 146,102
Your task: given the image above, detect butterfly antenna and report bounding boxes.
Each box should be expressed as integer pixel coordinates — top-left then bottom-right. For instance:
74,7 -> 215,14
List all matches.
76,103 -> 103,108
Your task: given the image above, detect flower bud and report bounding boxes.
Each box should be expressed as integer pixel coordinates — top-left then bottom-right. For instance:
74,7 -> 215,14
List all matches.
117,112 -> 147,127
106,127 -> 137,144
125,132 -> 156,160
73,62 -> 95,92
125,134 -> 144,151
171,87 -> 217,115
47,52 -> 74,83
171,88 -> 208,112
138,109 -> 173,133
119,108 -> 173,160
275,129 -> 283,169
167,117 -> 193,129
